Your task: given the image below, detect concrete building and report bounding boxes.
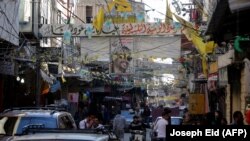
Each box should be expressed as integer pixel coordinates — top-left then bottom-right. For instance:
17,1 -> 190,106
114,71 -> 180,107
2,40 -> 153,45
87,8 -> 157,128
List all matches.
204,0 -> 250,123
0,0 -> 20,111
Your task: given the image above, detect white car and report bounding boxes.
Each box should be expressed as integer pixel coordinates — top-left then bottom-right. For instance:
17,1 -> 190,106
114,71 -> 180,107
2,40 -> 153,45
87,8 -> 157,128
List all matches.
0,107 -> 77,136
0,128 -> 119,141
1,133 -> 110,141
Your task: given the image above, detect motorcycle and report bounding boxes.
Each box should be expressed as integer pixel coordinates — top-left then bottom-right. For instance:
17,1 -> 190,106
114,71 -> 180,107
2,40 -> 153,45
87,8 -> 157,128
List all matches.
129,130 -> 145,141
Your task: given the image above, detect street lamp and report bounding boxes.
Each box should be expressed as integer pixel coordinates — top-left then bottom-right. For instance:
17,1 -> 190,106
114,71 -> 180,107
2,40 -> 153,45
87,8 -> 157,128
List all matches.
21,78 -> 25,84
16,76 -> 20,81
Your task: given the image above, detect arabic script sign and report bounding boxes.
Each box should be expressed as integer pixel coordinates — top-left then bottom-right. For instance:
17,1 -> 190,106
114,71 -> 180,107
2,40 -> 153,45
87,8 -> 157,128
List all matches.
39,23 -> 181,37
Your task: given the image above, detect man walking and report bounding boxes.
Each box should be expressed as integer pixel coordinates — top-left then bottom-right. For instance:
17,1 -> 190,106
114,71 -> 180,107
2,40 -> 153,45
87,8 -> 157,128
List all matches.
153,110 -> 171,141
113,110 -> 126,141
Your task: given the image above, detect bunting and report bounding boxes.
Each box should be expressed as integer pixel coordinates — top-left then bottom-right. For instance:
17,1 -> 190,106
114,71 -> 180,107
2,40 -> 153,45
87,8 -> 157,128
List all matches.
173,13 -> 217,77
173,13 -> 198,41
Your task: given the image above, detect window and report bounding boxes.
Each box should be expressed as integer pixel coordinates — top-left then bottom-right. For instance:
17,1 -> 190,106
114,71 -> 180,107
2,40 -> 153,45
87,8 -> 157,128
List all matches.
57,10 -> 62,24
16,117 -> 57,134
59,115 -> 74,129
0,117 -> 18,135
86,6 -> 93,23
40,16 -> 48,44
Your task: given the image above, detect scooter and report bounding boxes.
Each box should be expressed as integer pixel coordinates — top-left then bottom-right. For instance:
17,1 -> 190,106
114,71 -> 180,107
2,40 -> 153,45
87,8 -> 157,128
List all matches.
129,130 -> 145,141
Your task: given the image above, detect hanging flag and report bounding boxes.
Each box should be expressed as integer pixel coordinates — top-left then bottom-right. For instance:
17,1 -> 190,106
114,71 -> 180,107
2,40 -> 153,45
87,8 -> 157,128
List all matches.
206,41 -> 216,54
173,13 -> 198,41
41,81 -> 50,95
50,80 -> 61,93
93,7 -> 104,32
86,25 -> 94,39
61,74 -> 66,83
107,2 -> 115,12
173,13 -> 217,77
63,30 -> 72,45
191,34 -> 206,55
165,0 -> 173,25
136,12 -> 144,22
107,0 -> 132,12
113,0 -> 132,12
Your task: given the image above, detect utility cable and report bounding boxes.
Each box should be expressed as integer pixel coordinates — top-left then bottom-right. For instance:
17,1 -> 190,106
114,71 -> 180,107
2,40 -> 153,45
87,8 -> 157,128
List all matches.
56,0 -> 86,24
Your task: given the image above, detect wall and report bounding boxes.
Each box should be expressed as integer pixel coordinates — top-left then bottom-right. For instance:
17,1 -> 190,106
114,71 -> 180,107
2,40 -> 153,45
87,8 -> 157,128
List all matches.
0,0 -> 19,45
241,59 -> 250,117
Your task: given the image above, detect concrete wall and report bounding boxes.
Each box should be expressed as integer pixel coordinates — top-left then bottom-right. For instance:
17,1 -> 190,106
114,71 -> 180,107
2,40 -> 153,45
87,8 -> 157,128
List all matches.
0,0 -> 19,45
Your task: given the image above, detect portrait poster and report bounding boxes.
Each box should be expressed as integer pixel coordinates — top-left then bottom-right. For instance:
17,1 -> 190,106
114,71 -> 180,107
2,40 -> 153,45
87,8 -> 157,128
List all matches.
110,37 -> 134,74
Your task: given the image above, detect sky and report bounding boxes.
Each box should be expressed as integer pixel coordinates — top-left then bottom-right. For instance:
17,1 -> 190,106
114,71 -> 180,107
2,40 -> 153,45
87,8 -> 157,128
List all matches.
142,0 -> 191,22
142,0 -> 166,22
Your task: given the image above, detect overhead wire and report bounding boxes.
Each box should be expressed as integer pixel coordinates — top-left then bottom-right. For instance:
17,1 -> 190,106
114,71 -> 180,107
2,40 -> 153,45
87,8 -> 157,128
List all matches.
1,1 -> 187,68
140,1 -> 201,33
0,0 -> 41,62
56,0 -> 86,24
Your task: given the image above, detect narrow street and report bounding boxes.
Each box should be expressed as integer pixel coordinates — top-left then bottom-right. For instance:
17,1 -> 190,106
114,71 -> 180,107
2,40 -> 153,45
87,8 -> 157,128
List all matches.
1,0 -> 250,141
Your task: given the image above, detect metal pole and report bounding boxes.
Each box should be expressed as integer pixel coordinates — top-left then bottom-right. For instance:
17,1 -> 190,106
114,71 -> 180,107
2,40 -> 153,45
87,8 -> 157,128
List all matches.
109,37 -> 112,75
35,0 -> 41,107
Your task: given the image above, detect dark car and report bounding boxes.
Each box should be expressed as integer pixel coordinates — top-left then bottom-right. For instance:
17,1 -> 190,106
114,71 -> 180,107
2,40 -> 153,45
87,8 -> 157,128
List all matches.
0,107 -> 77,136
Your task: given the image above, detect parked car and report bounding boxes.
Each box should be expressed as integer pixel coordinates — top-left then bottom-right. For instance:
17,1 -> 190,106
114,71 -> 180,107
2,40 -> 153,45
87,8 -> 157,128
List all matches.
0,128 -> 119,141
1,132 -> 110,141
0,107 -> 77,136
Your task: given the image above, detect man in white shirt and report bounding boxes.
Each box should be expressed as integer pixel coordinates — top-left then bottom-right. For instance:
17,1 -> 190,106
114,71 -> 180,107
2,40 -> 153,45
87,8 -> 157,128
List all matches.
79,115 -> 95,129
153,110 -> 170,141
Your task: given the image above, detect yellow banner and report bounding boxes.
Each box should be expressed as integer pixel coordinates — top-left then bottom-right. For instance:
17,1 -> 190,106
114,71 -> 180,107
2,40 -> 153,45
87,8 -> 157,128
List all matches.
107,0 -> 132,12
93,7 -> 104,32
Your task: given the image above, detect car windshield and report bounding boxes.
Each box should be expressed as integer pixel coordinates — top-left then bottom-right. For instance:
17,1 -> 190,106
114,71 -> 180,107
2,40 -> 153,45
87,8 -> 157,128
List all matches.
16,117 -> 57,135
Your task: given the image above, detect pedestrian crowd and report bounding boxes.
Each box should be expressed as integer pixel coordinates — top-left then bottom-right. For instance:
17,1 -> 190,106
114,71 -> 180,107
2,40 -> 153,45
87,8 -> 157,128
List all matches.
74,102 -> 250,141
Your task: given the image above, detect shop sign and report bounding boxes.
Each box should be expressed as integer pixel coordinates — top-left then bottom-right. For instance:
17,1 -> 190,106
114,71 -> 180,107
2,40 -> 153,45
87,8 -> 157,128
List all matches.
189,93 -> 205,114
0,61 -> 15,76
